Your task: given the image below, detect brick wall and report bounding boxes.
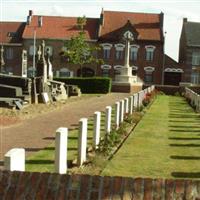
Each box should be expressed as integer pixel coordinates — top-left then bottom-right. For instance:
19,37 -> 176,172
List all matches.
0,170 -> 199,199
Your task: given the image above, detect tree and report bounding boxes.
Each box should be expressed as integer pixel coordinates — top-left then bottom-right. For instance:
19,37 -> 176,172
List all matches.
61,16 -> 103,77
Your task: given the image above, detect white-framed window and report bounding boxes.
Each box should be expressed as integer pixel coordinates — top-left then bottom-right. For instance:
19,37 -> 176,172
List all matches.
144,66 -> 155,84
114,65 -> 123,75
130,45 -> 139,61
45,46 -> 53,56
115,44 -> 125,60
145,45 -> 156,61
59,68 -> 72,77
191,71 -> 200,84
100,43 -> 112,59
5,48 -> 13,60
29,45 -> 36,56
192,52 -> 200,66
101,64 -> 111,77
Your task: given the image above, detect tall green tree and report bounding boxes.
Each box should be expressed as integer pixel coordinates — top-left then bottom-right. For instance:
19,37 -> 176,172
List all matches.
61,16 -> 102,77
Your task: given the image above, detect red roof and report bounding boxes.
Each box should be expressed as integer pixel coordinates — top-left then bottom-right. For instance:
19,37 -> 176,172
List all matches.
0,22 -> 25,44
23,16 -> 99,40
100,11 -> 163,41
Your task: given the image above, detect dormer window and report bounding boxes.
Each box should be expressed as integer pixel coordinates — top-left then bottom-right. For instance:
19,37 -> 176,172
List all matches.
130,45 -> 139,61
115,44 -> 125,60
100,43 -> 112,59
145,45 -> 156,61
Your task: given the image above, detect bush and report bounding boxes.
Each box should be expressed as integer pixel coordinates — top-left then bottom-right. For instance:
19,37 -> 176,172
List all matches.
54,77 -> 111,94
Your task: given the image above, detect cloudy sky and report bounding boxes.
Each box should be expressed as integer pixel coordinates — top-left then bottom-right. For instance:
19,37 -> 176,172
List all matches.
1,0 -> 200,61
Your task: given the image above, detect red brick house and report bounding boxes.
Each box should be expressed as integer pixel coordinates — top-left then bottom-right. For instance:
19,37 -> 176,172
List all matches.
21,10 -> 166,85
179,18 -> 200,85
97,10 -> 165,85
22,10 -> 99,77
0,22 -> 26,75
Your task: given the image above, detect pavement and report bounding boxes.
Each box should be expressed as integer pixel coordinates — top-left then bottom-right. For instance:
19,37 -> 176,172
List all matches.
0,93 -> 131,166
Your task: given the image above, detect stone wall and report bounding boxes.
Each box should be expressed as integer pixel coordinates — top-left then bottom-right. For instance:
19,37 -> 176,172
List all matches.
0,170 -> 199,199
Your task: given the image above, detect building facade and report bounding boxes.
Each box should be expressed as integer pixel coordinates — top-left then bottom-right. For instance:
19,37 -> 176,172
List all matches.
0,10 -> 185,85
179,18 -> 200,85
0,22 -> 26,75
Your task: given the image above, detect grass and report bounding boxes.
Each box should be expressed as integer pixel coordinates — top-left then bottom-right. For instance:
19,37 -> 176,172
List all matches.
102,95 -> 200,179
25,104 -> 116,172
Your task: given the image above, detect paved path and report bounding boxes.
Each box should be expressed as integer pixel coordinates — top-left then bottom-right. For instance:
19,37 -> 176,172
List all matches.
0,93 -> 130,163
102,95 -> 200,179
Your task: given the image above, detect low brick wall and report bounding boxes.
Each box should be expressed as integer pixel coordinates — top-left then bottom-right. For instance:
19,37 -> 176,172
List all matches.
0,170 -> 199,199
112,84 -> 142,93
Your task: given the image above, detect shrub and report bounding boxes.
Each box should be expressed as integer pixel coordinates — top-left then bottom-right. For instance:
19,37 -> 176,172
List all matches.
54,77 -> 111,94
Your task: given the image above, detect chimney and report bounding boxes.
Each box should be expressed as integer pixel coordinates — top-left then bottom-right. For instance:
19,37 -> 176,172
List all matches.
27,16 -> 31,25
29,10 -> 33,16
100,8 -> 104,26
183,18 -> 187,23
38,16 -> 43,27
27,10 -> 33,25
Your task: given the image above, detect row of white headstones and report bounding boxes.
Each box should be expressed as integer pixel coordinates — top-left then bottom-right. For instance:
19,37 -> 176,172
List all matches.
4,85 -> 155,174
185,87 -> 200,110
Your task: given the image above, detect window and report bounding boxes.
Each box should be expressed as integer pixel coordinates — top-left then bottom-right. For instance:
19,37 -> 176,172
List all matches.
144,71 -> 153,83
192,52 -> 200,66
60,68 -> 72,77
145,45 -> 156,61
101,65 -> 111,77
191,71 -> 200,84
6,48 -> 13,60
29,45 -> 36,56
100,43 -> 112,60
144,67 -> 155,84
114,65 -> 122,75
115,44 -> 125,60
115,50 -> 123,60
130,45 -> 139,61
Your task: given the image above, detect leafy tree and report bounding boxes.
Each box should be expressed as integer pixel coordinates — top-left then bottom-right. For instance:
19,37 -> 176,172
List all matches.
61,16 -> 103,77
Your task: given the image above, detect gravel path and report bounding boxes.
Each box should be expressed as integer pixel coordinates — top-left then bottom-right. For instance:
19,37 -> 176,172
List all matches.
0,93 -> 130,164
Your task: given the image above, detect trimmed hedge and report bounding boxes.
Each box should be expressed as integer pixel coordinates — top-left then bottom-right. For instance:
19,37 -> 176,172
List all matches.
54,77 -> 112,94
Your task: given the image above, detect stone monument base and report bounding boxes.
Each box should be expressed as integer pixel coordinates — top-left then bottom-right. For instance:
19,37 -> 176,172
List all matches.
112,82 -> 143,93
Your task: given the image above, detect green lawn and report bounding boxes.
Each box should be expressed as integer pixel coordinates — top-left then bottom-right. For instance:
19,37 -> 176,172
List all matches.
102,95 -> 200,179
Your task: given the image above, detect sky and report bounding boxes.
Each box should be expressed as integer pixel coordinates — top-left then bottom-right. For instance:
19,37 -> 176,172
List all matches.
1,0 -> 200,61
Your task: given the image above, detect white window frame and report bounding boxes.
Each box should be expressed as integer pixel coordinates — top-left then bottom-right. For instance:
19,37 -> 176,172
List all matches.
192,52 -> 200,66
130,45 -> 139,61
145,45 -> 156,62
59,67 -> 72,77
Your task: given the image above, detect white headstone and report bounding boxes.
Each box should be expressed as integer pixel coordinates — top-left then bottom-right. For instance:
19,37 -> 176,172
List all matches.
42,92 -> 50,104
4,148 -> 25,171
93,111 -> 101,149
115,102 -> 120,129
120,100 -> 124,123
105,106 -> 112,134
55,127 -> 68,174
129,96 -> 133,114
133,93 -> 138,111
124,98 -> 129,114
78,118 -> 88,166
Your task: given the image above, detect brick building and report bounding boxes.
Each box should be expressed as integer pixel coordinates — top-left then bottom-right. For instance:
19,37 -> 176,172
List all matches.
0,10 -> 185,86
0,22 -> 26,75
179,18 -> 200,85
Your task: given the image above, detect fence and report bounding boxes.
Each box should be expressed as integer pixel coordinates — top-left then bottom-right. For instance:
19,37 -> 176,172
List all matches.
185,87 -> 200,111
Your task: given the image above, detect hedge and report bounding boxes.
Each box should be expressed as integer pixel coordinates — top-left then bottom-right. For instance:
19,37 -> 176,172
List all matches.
54,77 -> 112,94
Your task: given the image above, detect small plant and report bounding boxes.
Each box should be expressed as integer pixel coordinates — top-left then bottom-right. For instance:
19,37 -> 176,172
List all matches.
174,91 -> 180,96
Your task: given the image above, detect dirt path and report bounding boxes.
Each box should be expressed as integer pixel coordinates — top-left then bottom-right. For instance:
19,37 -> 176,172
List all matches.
0,93 -> 130,164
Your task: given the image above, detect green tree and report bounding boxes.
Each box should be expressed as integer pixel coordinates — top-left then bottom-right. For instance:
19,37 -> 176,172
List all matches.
61,16 -> 103,77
